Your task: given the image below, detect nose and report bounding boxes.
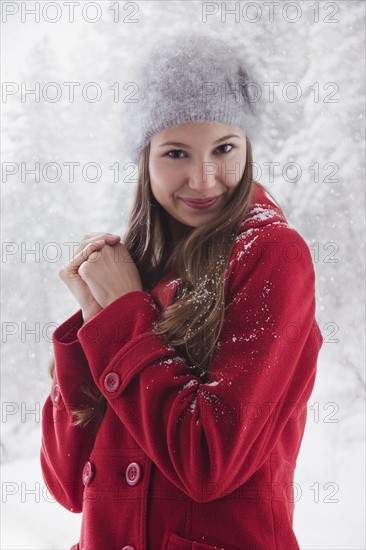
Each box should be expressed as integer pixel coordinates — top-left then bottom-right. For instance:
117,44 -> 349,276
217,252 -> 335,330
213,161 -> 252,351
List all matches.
187,160 -> 217,192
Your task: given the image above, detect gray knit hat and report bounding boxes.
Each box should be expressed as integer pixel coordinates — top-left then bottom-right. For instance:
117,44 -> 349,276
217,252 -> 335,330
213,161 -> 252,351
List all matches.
122,30 -> 263,164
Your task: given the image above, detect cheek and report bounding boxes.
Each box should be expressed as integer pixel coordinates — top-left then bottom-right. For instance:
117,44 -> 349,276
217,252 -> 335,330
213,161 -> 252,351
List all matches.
150,159 -> 180,198
221,152 -> 246,186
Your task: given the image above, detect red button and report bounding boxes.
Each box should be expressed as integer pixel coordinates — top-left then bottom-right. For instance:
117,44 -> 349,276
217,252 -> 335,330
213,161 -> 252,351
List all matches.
51,383 -> 61,404
104,372 -> 120,393
121,546 -> 135,550
82,461 -> 94,486
125,462 -> 141,486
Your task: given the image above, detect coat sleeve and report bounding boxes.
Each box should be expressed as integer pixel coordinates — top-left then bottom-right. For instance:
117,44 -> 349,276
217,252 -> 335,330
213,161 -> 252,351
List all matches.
76,224 -> 324,503
40,309 -> 100,513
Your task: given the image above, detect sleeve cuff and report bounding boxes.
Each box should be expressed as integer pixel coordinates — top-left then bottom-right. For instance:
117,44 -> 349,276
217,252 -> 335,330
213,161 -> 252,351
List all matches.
52,308 -> 84,345
77,291 -> 175,391
51,308 -> 95,394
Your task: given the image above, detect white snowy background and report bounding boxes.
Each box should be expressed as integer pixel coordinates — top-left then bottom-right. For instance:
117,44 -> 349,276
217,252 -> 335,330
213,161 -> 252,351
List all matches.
1,0 -> 365,548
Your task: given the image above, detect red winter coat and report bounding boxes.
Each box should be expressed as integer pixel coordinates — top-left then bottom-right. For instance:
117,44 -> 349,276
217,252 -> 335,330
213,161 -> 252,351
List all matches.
40,183 -> 323,550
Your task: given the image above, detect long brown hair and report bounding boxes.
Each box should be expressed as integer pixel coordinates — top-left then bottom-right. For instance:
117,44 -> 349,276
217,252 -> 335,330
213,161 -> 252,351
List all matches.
48,136 -> 280,429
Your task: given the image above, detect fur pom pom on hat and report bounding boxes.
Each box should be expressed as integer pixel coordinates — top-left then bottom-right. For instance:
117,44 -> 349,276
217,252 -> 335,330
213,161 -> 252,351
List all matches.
122,31 -> 263,164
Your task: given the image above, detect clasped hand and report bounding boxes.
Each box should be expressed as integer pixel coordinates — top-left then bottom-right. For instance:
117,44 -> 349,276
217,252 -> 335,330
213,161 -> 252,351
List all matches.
58,232 -> 143,323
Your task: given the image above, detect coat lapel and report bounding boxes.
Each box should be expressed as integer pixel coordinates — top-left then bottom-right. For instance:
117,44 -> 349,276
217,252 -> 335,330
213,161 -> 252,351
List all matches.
150,273 -> 184,310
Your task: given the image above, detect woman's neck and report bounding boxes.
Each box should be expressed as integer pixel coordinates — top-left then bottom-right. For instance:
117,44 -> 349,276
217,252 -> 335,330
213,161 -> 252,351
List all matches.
166,212 -> 194,245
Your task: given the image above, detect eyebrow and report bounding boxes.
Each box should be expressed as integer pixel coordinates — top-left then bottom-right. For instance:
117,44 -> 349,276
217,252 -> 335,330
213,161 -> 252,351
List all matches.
158,134 -> 242,148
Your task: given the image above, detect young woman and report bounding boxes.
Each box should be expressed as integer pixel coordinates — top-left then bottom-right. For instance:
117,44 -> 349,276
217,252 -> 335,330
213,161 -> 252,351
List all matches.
40,32 -> 323,550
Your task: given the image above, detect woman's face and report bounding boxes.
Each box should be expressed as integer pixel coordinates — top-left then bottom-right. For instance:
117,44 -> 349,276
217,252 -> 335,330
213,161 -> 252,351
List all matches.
149,121 -> 247,241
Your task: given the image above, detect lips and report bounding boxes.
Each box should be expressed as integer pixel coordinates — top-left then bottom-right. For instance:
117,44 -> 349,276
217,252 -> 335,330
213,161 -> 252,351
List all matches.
182,196 -> 219,204
181,196 -> 220,210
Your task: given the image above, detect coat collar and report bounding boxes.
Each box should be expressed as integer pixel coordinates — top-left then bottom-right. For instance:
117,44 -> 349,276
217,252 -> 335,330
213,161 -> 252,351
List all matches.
150,183 -> 288,310
238,182 -> 287,233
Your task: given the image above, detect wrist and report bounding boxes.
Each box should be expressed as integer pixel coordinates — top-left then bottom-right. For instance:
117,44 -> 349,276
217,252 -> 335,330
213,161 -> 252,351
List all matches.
82,305 -> 102,325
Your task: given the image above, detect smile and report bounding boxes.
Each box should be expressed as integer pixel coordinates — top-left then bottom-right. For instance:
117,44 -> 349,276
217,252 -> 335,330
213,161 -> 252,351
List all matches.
180,196 -> 221,210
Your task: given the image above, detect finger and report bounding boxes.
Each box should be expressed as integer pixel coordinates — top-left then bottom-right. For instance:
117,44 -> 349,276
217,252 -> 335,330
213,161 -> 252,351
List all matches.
83,232 -> 121,241
76,233 -> 121,254
82,240 -> 106,260
59,238 -> 111,283
70,240 -> 105,268
102,234 -> 120,240
80,235 -> 120,254
77,234 -> 120,254
85,240 -> 107,262
67,235 -> 122,272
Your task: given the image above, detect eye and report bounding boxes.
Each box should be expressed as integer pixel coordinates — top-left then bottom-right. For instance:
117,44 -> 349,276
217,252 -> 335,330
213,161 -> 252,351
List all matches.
216,143 -> 234,154
164,143 -> 235,159
165,150 -> 186,159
